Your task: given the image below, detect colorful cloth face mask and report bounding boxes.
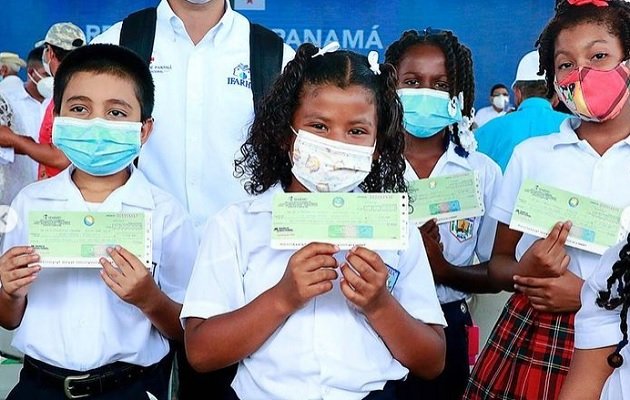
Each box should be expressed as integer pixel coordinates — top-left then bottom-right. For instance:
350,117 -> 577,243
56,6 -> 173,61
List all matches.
397,88 -> 463,138
52,117 -> 142,176
554,60 -> 630,122
290,128 -> 375,193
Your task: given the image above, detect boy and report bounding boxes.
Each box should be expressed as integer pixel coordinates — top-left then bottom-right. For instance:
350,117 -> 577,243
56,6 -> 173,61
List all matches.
0,44 -> 197,400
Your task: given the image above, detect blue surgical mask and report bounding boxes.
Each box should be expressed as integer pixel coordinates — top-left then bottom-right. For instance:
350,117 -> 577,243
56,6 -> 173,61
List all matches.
398,88 -> 463,138
52,117 -> 142,176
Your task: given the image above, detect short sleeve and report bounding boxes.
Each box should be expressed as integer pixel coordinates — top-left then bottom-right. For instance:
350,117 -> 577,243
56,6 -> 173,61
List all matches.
180,208 -> 246,324
574,241 -> 624,349
475,158 -> 503,262
488,145 -> 524,225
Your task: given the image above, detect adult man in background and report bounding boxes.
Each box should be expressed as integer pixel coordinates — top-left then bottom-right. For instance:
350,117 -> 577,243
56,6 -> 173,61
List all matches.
474,83 -> 510,128
0,52 -> 26,94
0,23 -> 85,180
92,1 -> 294,398
476,50 -> 568,172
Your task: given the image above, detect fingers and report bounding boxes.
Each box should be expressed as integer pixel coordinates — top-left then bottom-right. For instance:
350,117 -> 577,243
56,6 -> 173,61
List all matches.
548,221 -> 571,257
0,247 -> 39,270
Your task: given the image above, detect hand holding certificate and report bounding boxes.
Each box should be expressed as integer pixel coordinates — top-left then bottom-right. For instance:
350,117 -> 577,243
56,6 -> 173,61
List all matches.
271,193 -> 408,250
509,180 -> 627,255
28,211 -> 152,268
408,171 -> 484,225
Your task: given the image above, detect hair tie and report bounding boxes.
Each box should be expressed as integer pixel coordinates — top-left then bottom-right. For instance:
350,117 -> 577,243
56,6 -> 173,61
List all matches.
367,51 -> 381,75
567,0 -> 609,6
456,93 -> 477,153
312,41 -> 340,58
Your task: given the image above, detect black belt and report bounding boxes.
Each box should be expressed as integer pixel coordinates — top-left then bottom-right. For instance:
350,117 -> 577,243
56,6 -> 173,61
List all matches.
23,355 -> 161,399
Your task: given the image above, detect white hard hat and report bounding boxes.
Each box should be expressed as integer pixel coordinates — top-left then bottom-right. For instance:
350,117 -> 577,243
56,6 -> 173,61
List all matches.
512,50 -> 545,87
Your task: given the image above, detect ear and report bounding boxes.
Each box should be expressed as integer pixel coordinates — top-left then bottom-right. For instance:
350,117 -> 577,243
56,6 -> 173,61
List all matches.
0,65 -> 7,76
513,87 -> 523,106
140,118 -> 154,145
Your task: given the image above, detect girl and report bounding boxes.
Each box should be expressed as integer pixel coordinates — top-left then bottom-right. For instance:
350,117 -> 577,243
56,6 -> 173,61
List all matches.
465,1 -> 630,399
181,42 -> 447,400
384,29 -> 502,400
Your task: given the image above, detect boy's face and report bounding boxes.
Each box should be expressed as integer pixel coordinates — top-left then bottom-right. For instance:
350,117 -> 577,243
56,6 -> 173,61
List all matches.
59,71 -> 152,143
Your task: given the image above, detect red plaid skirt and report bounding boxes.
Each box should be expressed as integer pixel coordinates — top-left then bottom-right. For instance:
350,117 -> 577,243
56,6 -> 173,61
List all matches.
463,293 -> 574,400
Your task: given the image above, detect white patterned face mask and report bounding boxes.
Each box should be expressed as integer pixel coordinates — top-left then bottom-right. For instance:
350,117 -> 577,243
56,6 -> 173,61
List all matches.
290,128 -> 375,193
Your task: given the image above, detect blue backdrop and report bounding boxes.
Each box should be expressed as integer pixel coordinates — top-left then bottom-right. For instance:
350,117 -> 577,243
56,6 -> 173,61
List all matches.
0,0 -> 555,110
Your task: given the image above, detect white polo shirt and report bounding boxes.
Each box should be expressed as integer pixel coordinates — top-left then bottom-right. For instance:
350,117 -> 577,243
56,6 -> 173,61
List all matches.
1,166 -> 197,371
489,117 -> 630,280
474,105 -> 505,128
404,143 -> 502,304
181,185 -> 446,400
574,239 -> 629,400
1,83 -> 43,178
92,0 -> 295,233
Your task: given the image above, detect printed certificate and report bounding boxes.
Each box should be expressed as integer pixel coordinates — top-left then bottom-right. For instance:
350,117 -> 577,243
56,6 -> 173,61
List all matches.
509,180 -> 626,255
271,193 -> 408,250
28,211 -> 152,268
408,171 -> 484,225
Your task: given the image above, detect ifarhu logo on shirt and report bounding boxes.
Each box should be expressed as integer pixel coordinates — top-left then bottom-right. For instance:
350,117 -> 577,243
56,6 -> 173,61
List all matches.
227,63 -> 252,89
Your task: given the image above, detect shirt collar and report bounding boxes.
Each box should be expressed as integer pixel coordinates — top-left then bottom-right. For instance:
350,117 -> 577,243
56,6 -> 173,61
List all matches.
33,165 -> 156,210
159,0 -> 235,45
516,97 -> 553,112
434,142 -> 473,172
552,116 -> 630,149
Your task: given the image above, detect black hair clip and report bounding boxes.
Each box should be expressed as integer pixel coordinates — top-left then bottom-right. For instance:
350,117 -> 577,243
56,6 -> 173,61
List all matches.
421,27 -> 449,37
608,338 -> 628,368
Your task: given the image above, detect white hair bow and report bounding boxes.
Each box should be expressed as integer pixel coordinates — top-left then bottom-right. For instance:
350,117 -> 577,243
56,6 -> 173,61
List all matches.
312,41 -> 340,58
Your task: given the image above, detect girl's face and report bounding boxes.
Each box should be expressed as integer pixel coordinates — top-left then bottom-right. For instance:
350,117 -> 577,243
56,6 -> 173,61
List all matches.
396,44 -> 449,92
554,22 -> 625,81
291,83 -> 377,147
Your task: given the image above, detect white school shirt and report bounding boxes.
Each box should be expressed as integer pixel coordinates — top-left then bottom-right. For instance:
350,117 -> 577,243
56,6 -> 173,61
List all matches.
574,240 -> 630,400
489,117 -> 630,280
1,166 -> 197,371
181,185 -> 446,400
404,143 -> 502,304
0,76 -> 23,95
1,83 -> 43,179
92,0 -> 295,234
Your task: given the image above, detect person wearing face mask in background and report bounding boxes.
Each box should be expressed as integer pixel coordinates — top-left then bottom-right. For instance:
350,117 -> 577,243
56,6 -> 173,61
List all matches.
474,83 -> 511,128
0,22 -> 85,181
384,28 -> 502,400
0,47 -> 51,183
91,0 -> 295,398
475,50 -> 568,172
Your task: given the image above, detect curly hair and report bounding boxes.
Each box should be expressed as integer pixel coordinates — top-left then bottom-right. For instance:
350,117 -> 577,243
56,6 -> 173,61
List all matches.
384,28 -> 475,158
536,0 -> 630,97
234,42 -> 406,195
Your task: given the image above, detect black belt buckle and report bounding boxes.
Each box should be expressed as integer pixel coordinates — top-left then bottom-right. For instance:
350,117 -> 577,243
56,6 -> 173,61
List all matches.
63,374 -> 90,399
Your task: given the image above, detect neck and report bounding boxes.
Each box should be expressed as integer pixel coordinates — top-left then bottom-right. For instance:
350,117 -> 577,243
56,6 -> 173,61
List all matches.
24,82 -> 44,103
576,101 -> 630,156
168,0 -> 226,44
492,105 -> 502,113
71,168 -> 131,202
404,131 -> 447,178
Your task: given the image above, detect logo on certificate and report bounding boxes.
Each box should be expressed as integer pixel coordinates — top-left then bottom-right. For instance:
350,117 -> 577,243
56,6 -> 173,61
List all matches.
332,197 -> 345,208
568,197 -> 579,208
83,215 -> 95,227
450,218 -> 474,242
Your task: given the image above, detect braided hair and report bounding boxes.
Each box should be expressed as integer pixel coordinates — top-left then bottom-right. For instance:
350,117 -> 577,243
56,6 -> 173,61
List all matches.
384,28 -> 475,158
235,42 -> 406,195
536,0 -> 630,98
538,1 -> 630,368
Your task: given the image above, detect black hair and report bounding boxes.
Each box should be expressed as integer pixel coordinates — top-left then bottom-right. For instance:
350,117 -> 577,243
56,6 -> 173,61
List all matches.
235,42 -> 406,195
513,80 -> 549,99
27,46 -> 45,66
536,0 -> 630,97
596,235 -> 630,368
53,43 -> 155,121
537,0 -> 630,369
490,83 -> 508,96
384,28 -> 475,158
47,44 -> 71,63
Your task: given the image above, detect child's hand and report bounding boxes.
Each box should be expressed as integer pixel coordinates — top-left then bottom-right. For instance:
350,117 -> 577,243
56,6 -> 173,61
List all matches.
340,246 -> 390,315
100,246 -> 157,310
275,242 -> 339,313
419,219 -> 443,251
519,221 -> 571,278
0,246 -> 40,300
